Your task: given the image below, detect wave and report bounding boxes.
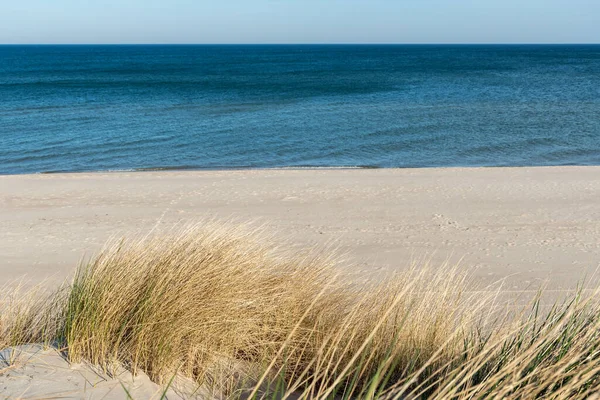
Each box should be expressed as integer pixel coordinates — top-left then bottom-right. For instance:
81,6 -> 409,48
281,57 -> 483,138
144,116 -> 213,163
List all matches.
33,164 -> 380,175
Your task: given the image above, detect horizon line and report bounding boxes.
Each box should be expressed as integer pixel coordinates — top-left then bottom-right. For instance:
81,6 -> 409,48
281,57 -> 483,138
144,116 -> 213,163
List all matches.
1,42 -> 600,46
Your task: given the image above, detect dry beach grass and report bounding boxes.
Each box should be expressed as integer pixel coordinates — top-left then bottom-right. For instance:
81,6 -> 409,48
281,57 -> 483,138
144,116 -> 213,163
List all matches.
2,223 -> 600,399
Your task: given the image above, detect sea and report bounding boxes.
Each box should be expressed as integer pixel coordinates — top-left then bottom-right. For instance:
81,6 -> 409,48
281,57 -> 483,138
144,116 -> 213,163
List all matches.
1,45 -> 599,175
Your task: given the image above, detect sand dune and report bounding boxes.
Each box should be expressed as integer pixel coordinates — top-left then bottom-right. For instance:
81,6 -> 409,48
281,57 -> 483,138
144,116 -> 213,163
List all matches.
0,345 -> 189,399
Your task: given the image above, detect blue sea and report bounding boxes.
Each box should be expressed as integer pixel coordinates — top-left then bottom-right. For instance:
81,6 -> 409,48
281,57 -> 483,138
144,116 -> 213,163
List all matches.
1,45 -> 599,175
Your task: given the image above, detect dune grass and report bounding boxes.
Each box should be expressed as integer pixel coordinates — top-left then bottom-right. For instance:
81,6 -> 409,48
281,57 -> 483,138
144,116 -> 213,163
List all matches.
1,223 -> 600,399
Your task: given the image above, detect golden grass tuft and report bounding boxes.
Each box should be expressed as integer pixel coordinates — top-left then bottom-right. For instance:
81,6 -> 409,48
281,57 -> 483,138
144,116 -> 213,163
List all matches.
60,224 -> 339,379
56,223 -> 471,397
2,222 -> 600,399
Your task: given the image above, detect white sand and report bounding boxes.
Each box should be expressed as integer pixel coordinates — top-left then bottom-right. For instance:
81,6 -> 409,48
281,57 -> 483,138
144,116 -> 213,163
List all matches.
0,345 -> 189,399
1,166 -> 600,397
1,167 -> 599,291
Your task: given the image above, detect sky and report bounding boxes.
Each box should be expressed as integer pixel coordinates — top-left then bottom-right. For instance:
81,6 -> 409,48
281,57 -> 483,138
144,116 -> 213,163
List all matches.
1,0 -> 599,44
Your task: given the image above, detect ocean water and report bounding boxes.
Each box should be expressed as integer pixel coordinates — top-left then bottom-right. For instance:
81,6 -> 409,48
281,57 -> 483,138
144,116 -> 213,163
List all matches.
1,45 -> 599,175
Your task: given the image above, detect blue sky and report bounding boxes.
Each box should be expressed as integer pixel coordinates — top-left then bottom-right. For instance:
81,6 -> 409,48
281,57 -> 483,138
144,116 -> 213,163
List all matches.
1,0 -> 599,44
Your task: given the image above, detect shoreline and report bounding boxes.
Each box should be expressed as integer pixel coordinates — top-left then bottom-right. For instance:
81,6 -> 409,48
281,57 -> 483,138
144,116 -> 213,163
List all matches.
2,165 -> 599,292
2,163 -> 599,177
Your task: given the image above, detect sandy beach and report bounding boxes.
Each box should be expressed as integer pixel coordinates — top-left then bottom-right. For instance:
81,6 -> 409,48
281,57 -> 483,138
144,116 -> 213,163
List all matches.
2,166 -> 599,291
2,166 -> 600,398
